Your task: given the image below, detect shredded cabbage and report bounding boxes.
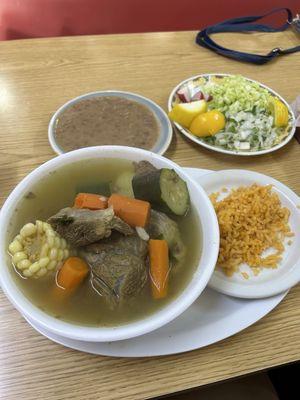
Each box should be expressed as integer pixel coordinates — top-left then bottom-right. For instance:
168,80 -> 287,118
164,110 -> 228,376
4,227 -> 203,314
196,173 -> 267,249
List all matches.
190,75 -> 292,151
204,75 -> 270,114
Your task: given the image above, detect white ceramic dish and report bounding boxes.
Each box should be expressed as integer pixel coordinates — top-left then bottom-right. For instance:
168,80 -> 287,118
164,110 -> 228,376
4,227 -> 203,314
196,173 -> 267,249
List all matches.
168,74 -> 296,156
0,146 -> 219,342
49,91 -> 173,155
25,287 -> 287,357
198,169 -> 300,298
22,169 -> 288,357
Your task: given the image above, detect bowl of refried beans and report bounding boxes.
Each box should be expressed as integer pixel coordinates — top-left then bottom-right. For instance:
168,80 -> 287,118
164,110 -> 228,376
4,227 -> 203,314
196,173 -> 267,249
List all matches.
48,91 -> 173,155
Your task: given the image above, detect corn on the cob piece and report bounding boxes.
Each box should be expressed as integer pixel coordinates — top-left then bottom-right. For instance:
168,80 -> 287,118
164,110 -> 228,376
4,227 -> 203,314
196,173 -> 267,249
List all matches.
8,220 -> 70,279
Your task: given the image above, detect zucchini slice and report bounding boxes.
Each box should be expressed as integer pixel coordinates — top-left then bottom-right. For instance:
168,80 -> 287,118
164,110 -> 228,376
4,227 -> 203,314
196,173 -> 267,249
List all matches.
160,169 -> 190,215
132,168 -> 189,216
112,171 -> 135,198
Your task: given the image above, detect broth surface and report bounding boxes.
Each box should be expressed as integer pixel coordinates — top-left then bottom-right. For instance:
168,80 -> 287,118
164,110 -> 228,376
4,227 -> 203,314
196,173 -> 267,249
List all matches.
8,159 -> 201,327
54,97 -> 160,152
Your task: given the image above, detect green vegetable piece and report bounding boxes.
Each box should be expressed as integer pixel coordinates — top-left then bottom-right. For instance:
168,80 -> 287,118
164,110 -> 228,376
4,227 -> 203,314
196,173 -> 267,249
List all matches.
112,171 -> 135,198
133,168 -> 190,216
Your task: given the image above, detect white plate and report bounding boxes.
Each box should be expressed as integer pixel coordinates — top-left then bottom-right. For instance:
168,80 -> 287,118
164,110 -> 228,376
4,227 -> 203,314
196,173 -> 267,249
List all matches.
22,168 -> 288,357
49,91 -> 173,156
168,74 -> 296,156
194,169 -> 300,299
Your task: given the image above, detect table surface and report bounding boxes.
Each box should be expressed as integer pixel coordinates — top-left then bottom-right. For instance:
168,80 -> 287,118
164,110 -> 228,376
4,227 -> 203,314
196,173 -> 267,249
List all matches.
0,30 -> 299,400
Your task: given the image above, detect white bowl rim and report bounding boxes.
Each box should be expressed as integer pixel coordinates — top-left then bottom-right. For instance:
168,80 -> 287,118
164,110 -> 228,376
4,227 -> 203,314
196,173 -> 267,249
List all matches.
167,73 -> 296,156
48,90 -> 173,156
0,146 -> 219,342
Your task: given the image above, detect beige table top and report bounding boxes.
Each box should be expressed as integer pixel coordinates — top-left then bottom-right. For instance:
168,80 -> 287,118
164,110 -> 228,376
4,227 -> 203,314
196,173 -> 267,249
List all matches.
0,30 -> 299,400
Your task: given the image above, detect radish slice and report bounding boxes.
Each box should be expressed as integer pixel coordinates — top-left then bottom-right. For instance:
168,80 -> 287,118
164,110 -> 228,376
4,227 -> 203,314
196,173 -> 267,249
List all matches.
191,90 -> 204,101
203,93 -> 213,102
177,88 -> 190,103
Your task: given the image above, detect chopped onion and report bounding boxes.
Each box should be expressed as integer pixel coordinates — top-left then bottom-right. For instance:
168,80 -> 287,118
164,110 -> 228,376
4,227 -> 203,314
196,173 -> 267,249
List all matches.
135,226 -> 150,241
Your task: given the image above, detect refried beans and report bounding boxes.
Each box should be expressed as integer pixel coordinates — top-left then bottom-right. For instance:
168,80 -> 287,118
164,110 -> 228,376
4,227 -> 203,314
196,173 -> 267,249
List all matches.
54,96 -> 160,152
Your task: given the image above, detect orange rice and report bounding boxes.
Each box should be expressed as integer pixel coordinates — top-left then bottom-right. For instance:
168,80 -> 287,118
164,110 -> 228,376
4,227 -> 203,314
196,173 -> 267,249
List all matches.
210,184 -> 294,277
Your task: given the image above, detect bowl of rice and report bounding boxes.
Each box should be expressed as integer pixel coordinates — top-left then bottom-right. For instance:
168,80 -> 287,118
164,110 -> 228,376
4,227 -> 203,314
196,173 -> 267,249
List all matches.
194,169 -> 300,298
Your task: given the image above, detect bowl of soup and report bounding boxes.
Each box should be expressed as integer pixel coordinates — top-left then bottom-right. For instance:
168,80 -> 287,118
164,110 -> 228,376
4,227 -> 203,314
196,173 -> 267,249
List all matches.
0,146 -> 219,342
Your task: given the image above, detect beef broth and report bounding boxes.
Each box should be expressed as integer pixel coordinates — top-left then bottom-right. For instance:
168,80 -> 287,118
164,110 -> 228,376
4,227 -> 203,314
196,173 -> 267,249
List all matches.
8,159 -> 201,327
54,96 -> 160,152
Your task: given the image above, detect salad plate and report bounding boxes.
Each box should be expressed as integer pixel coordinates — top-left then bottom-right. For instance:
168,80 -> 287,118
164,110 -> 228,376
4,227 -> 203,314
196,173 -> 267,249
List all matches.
23,168 -> 288,357
168,74 -> 296,156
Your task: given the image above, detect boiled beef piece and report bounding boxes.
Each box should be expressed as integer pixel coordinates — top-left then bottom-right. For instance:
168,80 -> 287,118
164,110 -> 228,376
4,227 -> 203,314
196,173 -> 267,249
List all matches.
133,160 -> 157,175
48,207 -> 133,247
81,233 -> 148,307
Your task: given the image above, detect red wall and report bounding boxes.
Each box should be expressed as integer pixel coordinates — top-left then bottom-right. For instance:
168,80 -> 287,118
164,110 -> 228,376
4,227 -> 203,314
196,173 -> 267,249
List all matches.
0,0 -> 298,40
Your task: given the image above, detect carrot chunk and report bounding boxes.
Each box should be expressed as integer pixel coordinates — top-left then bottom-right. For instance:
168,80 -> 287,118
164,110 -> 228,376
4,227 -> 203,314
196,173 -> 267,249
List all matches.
108,193 -> 150,227
74,193 -> 108,210
52,257 -> 89,301
57,256 -> 89,289
149,239 -> 169,299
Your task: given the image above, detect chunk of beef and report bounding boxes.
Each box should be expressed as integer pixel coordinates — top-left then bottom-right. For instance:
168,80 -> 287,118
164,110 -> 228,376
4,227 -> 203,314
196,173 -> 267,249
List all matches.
81,233 -> 148,307
134,160 -> 157,176
48,207 -> 133,247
